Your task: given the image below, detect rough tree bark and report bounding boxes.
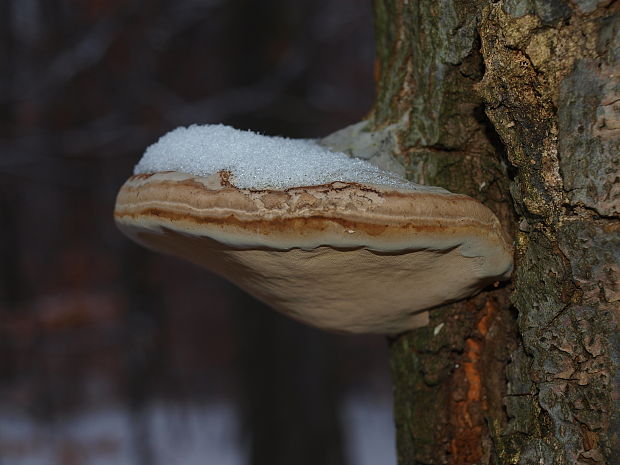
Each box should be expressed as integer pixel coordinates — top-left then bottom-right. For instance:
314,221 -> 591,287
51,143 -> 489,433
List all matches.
324,1 -> 619,463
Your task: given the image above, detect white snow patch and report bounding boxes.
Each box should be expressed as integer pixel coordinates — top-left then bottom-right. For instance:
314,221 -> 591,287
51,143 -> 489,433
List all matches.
0,402 -> 244,465
342,394 -> 397,465
134,124 -> 444,191
0,397 -> 398,465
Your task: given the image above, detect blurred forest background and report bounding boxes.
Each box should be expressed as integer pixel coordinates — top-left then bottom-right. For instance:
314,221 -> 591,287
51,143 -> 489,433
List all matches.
0,1 -> 396,465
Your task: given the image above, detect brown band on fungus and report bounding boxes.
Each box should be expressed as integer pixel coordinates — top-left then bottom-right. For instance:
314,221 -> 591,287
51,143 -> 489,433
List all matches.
114,170 -> 513,334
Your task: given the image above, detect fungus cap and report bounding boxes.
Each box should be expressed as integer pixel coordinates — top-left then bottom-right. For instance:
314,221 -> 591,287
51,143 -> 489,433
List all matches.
114,125 -> 513,335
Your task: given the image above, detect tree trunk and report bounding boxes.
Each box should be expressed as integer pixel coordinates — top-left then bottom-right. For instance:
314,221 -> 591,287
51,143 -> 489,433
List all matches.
333,1 -> 619,463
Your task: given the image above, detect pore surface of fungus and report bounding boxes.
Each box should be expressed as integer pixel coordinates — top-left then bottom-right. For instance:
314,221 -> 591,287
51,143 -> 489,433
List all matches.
115,125 -> 513,334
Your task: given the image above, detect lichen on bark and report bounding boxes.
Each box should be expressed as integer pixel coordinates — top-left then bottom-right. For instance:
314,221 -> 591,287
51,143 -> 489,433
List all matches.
478,2 -> 619,463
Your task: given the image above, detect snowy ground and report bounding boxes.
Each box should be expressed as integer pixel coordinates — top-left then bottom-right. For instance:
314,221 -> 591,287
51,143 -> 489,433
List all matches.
0,395 -> 395,465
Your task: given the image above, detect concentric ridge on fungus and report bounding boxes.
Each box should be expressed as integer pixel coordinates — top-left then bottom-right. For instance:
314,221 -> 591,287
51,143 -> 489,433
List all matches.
115,170 -> 513,335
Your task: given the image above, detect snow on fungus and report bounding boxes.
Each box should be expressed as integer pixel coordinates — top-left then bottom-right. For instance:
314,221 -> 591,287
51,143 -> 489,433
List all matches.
115,124 -> 514,335
134,124 -> 446,192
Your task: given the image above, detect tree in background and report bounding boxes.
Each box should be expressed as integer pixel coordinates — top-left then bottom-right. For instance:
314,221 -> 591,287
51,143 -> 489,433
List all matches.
347,1 -> 618,463
0,1 -> 377,464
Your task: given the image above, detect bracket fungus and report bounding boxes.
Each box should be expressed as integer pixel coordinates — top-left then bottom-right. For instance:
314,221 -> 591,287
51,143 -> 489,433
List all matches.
114,125 -> 513,334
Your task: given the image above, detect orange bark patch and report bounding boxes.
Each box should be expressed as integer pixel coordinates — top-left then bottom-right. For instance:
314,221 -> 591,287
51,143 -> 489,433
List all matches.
449,299 -> 497,464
